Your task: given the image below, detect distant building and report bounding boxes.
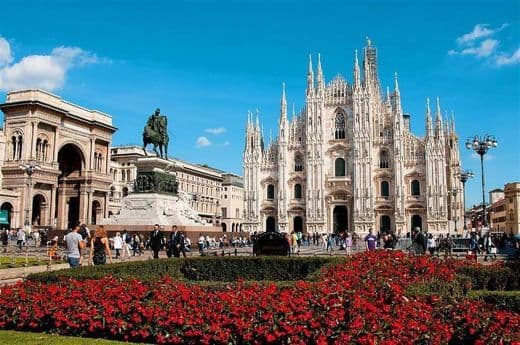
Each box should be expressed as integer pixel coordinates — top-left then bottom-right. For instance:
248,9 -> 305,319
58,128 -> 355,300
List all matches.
220,173 -> 244,232
0,90 -> 116,229
468,182 -> 520,234
243,39 -> 463,235
108,145 -> 227,225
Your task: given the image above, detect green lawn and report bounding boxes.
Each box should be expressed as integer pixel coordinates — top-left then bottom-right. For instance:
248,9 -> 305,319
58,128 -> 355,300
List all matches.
0,330 -> 139,344
0,256 -> 49,269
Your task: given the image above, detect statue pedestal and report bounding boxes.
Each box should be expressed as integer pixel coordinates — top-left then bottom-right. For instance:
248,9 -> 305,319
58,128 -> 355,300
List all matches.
101,192 -> 207,226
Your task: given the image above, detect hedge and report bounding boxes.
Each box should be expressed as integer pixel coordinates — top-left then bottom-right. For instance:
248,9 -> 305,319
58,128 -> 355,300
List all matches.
456,265 -> 519,291
180,256 -> 342,281
28,256 -> 341,283
468,290 -> 520,312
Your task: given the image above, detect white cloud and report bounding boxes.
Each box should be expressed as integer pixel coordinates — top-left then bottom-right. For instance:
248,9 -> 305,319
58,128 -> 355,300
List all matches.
448,23 -> 518,67
0,37 -> 13,67
196,136 -> 212,148
495,48 -> 520,66
456,24 -> 508,45
222,141 -> 230,146
205,127 -> 226,135
0,37 -> 108,92
456,39 -> 499,57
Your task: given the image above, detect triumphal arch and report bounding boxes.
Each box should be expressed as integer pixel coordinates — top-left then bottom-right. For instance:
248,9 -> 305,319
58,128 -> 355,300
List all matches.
0,90 -> 116,230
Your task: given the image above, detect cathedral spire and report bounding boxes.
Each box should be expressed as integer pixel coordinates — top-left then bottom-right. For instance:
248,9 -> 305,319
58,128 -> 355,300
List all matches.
353,49 -> 360,88
386,86 -> 390,103
393,72 -> 402,114
435,97 -> 443,137
451,110 -> 456,133
426,98 -> 433,138
307,54 -> 314,97
394,72 -> 400,94
280,82 -> 287,120
316,53 -> 324,92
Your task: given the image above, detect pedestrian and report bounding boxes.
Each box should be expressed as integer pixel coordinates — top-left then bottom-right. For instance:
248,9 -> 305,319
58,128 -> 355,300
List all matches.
169,225 -> 181,257
90,225 -> 112,265
291,231 -> 299,254
469,232 -> 479,262
364,228 -> 377,252
427,234 -> 436,255
1,229 -> 8,253
345,232 -> 353,256
149,224 -> 165,259
113,232 -> 123,259
483,232 -> 497,262
198,233 -> 205,253
63,222 -> 86,268
122,229 -> 132,259
16,227 -> 25,251
443,234 -> 453,258
132,234 -> 141,256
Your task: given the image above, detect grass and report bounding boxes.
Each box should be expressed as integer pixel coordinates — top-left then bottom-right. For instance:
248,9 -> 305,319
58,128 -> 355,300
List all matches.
0,330 -> 140,344
0,256 -> 49,269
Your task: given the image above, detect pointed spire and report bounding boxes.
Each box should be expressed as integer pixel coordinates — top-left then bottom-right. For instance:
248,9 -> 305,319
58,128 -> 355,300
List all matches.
353,49 -> 360,87
316,53 -> 324,91
280,82 -> 287,120
366,36 -> 371,47
435,97 -> 442,121
451,110 -> 456,133
386,86 -> 390,102
255,109 -> 260,130
292,103 -> 296,119
426,98 -> 433,138
394,72 -> 400,94
306,54 -> 314,96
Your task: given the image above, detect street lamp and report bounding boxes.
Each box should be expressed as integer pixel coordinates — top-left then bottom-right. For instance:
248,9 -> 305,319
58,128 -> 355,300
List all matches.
449,188 -> 461,234
19,161 -> 41,226
465,135 -> 497,229
455,169 -> 474,231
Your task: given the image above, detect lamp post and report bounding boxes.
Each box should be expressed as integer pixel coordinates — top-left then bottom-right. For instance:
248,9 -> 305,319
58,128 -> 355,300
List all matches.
455,169 -> 474,231
19,161 -> 41,227
449,188 -> 461,234
466,135 -> 497,229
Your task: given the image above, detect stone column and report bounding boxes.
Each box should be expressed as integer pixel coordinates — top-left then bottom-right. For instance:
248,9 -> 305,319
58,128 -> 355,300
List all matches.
56,187 -> 67,230
89,138 -> 95,171
52,127 -> 60,162
49,185 -> 57,228
86,190 -> 93,224
78,189 -> 88,224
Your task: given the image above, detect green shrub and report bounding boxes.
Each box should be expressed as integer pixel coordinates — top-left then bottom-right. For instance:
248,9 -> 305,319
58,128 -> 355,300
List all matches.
468,290 -> 520,312
179,256 -> 339,281
28,256 -> 339,283
28,259 -> 184,283
456,265 -> 519,291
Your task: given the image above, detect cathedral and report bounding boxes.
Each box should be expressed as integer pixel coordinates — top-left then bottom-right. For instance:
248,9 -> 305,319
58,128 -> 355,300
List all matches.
243,39 -> 463,236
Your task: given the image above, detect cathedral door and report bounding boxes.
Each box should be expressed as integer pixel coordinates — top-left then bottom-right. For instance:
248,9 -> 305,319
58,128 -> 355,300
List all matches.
293,216 -> 303,232
266,216 -> 276,232
411,215 -> 422,231
380,215 -> 391,233
333,206 -> 348,233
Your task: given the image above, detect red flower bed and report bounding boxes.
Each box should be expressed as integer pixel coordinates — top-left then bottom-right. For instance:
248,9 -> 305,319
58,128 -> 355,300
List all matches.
0,251 -> 518,344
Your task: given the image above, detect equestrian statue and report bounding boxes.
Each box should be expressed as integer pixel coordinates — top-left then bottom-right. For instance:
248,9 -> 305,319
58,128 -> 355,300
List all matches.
143,108 -> 169,159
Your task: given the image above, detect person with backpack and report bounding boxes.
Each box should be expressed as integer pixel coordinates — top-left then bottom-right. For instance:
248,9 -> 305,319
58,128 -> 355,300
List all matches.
122,229 -> 132,259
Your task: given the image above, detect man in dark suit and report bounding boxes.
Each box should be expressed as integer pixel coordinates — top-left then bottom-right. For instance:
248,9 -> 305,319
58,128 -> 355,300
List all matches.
150,224 -> 165,259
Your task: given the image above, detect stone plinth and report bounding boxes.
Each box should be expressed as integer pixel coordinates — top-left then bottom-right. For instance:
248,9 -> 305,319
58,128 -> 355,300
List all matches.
101,192 -> 206,226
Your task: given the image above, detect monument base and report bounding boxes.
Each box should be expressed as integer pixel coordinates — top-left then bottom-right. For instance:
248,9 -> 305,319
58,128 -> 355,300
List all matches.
101,193 -> 208,227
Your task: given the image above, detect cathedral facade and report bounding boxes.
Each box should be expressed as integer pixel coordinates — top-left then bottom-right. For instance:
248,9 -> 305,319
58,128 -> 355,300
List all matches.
243,40 -> 463,235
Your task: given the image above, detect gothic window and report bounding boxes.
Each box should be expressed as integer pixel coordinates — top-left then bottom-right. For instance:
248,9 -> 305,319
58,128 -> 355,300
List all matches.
335,158 -> 346,177
379,150 -> 390,168
110,186 -> 115,198
294,154 -> 303,172
42,140 -> 48,161
381,181 -> 390,198
122,187 -> 129,197
411,180 -> 420,196
267,184 -> 275,200
294,183 -> 302,199
335,112 -> 346,139
11,133 -> 23,160
35,138 -> 42,160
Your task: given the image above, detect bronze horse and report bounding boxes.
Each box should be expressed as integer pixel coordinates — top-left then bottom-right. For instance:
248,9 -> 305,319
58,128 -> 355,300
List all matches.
143,108 -> 169,159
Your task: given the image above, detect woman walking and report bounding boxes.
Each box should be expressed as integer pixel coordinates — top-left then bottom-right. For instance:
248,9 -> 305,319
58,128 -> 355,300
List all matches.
113,232 -> 123,259
90,226 -> 112,265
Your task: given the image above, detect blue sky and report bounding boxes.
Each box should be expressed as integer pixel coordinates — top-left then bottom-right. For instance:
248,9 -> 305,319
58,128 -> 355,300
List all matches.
0,0 -> 518,207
